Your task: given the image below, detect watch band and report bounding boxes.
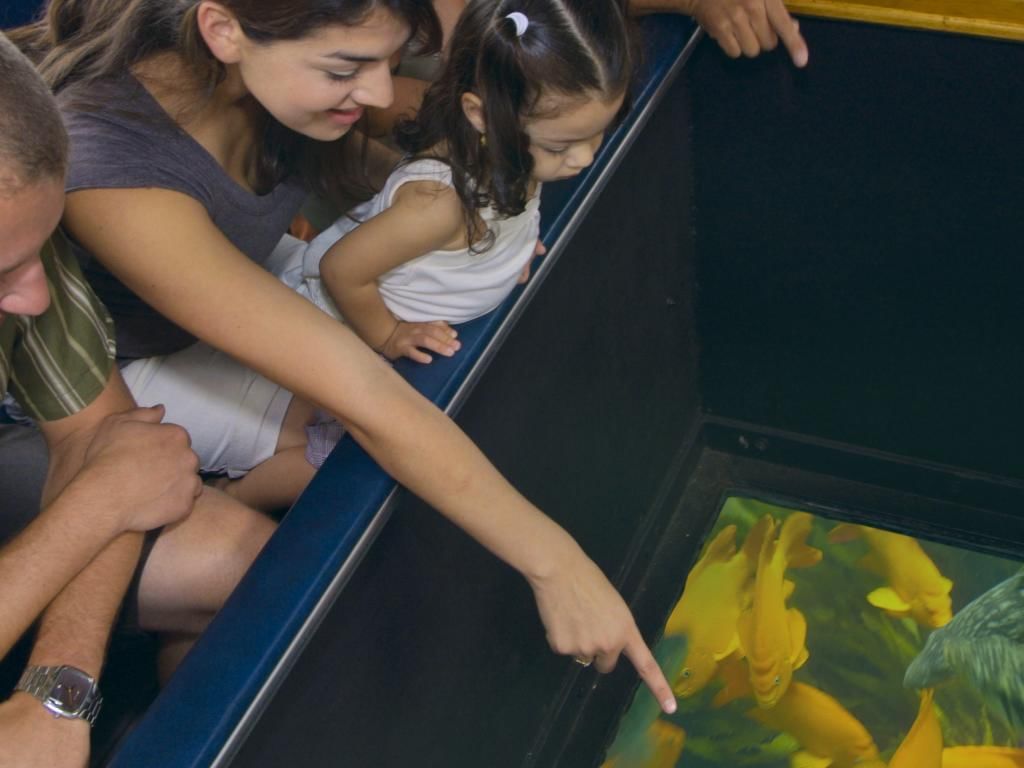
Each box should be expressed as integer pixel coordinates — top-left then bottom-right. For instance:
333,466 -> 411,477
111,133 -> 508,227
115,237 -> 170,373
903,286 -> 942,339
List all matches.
16,665 -> 103,726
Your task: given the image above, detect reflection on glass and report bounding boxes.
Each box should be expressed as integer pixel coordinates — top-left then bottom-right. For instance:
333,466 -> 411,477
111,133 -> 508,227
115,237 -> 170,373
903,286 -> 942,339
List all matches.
603,497 -> 1024,768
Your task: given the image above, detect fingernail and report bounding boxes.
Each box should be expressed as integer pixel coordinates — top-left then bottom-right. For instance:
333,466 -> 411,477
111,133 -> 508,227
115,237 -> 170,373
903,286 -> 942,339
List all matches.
663,697 -> 677,714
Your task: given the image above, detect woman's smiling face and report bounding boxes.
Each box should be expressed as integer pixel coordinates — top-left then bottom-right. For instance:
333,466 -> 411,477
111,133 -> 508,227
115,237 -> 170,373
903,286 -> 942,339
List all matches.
232,8 -> 410,141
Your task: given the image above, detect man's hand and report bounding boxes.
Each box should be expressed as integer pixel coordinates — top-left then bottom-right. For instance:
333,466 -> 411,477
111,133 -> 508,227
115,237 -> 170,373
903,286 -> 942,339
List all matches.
0,694 -> 89,768
78,404 -> 201,533
690,0 -> 808,67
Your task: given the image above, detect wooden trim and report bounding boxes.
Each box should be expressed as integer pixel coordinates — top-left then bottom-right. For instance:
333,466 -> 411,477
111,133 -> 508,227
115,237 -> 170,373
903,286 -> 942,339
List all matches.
787,0 -> 1024,41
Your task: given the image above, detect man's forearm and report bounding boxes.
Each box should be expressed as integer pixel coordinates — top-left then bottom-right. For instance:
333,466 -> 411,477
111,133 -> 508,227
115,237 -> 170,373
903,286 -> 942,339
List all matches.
0,479 -> 124,657
28,532 -> 142,677
18,371 -> 145,678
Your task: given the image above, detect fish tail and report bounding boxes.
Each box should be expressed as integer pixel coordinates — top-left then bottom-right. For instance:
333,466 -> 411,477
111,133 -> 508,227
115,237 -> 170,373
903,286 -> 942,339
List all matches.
827,522 -> 862,544
741,514 -> 774,566
779,513 -> 823,569
702,525 -> 739,564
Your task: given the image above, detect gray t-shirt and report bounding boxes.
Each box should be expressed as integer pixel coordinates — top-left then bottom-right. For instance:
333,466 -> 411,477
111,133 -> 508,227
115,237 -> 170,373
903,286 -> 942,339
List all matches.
60,74 -> 308,360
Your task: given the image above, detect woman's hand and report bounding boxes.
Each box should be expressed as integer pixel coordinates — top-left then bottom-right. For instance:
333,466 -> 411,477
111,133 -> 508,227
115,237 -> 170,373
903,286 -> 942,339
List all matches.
527,542 -> 677,714
381,319 -> 461,363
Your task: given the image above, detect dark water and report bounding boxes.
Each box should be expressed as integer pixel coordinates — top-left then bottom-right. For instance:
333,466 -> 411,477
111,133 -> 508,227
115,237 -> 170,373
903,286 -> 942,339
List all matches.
603,496 -> 1024,767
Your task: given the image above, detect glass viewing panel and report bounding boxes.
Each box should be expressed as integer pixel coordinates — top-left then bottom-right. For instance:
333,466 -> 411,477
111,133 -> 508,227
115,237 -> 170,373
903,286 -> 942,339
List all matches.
603,496 -> 1024,768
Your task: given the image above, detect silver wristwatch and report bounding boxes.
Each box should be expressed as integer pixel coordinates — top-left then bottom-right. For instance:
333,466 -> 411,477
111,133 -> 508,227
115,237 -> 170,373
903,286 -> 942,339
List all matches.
15,665 -> 103,726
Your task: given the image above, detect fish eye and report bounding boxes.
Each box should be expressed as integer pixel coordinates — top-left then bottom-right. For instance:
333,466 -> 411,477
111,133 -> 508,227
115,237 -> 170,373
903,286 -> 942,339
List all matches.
773,676 -> 781,686
681,669 -> 691,678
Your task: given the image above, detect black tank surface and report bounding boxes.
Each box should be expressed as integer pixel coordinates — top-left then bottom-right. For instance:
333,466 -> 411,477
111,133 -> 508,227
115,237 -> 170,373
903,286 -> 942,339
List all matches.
228,18 -> 1024,768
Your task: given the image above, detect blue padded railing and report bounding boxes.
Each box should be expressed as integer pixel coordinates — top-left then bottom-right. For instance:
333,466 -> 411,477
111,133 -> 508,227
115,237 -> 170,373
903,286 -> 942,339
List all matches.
0,0 -> 42,28
106,16 -> 698,768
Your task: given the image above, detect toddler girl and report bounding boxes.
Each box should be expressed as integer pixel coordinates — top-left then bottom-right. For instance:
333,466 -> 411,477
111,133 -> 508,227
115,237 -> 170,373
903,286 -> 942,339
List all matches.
279,0 -> 636,363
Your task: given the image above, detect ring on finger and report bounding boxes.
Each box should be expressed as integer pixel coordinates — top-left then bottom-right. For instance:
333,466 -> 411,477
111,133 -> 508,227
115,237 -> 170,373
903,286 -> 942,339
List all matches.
573,655 -> 594,668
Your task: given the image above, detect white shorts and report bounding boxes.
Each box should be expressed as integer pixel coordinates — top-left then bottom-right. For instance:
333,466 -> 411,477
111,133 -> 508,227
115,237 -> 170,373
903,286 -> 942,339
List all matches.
121,343 -> 294,478
269,229 -> 347,322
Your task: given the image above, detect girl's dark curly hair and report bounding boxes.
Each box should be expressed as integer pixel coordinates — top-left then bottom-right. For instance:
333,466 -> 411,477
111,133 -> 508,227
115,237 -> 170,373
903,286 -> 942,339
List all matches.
395,0 -> 637,251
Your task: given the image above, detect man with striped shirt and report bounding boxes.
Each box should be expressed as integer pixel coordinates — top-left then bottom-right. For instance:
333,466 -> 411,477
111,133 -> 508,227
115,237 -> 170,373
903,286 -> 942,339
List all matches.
0,33 -> 276,767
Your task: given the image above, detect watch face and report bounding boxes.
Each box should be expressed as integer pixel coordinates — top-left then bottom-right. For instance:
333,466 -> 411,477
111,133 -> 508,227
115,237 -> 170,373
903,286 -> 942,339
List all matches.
48,667 -> 92,712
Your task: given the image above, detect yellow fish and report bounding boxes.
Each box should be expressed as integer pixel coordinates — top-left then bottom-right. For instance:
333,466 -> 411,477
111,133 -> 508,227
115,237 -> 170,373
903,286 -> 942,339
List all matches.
738,513 -> 822,708
746,681 -> 881,768
666,516 -> 771,698
709,649 -> 753,708
602,719 -> 686,768
889,689 -> 942,768
943,746 -> 1024,768
828,524 -> 953,628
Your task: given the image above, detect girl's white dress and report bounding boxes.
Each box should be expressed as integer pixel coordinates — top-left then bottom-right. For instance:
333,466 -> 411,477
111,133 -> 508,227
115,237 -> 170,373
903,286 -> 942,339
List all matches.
274,158 -> 542,324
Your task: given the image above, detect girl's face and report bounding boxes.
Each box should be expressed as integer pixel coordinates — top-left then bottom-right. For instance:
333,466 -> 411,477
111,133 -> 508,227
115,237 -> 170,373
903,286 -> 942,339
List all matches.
233,9 -> 410,141
524,92 -> 625,183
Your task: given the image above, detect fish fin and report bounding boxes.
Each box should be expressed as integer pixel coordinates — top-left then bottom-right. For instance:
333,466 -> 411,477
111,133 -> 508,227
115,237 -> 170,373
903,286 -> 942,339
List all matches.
783,579 -> 796,600
741,514 -> 774,565
793,645 -> 809,671
790,750 -> 833,768
756,518 -> 776,574
665,530 -> 739,638
890,689 -> 941,768
942,746 -> 1024,767
647,720 -> 686,768
710,653 -> 752,708
713,634 -> 740,661
867,587 -> 911,615
779,513 -> 823,569
787,609 -> 809,667
701,525 -> 738,567
737,608 -> 754,660
827,522 -> 862,544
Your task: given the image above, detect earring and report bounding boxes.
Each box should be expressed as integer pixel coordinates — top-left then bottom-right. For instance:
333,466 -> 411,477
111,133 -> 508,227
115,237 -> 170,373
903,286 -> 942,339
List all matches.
480,134 -> 487,148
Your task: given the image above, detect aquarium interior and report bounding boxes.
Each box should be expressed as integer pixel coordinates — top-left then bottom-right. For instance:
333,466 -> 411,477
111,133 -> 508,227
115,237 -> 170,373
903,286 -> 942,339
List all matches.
601,492 -> 1024,768
0,5 -> 1019,765
222,20 -> 1024,768
527,20 -> 1024,768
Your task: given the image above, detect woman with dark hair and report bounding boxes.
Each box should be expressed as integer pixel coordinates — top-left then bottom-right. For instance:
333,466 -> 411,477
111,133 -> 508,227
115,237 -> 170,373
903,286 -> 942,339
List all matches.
15,0 -> 678,712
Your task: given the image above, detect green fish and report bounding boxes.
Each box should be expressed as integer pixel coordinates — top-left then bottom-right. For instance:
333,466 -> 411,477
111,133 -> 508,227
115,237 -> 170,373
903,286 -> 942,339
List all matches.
904,571 -> 1024,735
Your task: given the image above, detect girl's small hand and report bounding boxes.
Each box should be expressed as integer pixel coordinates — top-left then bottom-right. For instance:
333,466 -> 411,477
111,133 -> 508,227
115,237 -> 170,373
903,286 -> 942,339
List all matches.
528,542 -> 677,715
518,240 -> 547,285
382,320 -> 461,364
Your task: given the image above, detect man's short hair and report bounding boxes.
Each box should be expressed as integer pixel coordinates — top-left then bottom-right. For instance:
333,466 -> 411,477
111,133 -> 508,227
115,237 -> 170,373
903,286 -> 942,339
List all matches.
0,32 -> 67,195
